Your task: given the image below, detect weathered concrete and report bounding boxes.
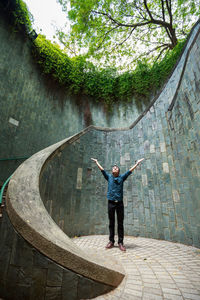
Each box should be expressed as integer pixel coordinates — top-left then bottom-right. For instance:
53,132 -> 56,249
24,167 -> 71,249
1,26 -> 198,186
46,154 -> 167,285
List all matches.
0,10 -> 145,182
40,21 -> 200,248
6,130 -> 124,291
1,10 -> 200,300
0,209 -> 117,300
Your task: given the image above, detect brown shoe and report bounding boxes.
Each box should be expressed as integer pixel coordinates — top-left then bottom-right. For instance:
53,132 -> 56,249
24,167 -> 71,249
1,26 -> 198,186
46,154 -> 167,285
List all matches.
105,241 -> 114,249
119,243 -> 126,252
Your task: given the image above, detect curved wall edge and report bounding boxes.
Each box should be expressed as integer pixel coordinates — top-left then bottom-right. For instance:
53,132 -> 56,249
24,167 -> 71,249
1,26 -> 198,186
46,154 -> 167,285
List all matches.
0,207 -> 115,300
40,21 -> 200,247
6,129 -> 124,289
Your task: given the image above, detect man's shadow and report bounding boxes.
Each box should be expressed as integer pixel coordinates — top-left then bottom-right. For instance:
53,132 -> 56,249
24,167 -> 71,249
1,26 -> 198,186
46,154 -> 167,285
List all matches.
124,243 -> 140,249
110,243 -> 140,249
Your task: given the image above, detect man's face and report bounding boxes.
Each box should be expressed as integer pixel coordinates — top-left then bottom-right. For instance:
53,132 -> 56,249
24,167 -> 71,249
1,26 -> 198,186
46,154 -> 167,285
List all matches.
112,166 -> 120,177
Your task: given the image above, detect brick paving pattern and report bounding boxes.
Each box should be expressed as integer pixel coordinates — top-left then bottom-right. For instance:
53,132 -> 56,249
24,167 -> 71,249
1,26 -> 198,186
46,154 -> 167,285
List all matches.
73,235 -> 200,300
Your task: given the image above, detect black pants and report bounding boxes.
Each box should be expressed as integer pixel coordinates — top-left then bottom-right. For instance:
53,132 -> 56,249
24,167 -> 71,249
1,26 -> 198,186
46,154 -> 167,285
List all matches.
108,200 -> 124,244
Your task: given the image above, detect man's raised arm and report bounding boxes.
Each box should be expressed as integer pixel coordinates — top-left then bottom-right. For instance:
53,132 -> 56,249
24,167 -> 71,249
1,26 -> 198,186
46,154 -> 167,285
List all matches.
129,158 -> 144,172
91,158 -> 104,171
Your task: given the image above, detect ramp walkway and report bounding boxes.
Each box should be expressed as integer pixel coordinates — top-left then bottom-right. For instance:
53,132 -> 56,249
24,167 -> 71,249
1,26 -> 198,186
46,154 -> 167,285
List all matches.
0,18 -> 200,300
74,235 -> 200,300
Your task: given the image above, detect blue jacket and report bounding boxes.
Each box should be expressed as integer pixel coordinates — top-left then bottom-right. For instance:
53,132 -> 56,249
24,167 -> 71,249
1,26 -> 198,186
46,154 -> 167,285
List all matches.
101,170 -> 132,202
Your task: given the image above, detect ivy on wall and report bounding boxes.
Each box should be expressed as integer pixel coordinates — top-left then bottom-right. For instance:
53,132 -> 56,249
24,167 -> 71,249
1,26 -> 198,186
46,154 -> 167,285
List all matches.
1,0 -> 186,107
33,35 -> 185,106
0,0 -> 33,32
12,0 -> 33,32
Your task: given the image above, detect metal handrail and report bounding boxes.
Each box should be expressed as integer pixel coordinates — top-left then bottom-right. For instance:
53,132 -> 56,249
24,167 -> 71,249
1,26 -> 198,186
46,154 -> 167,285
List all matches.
0,156 -> 30,205
0,175 -> 12,205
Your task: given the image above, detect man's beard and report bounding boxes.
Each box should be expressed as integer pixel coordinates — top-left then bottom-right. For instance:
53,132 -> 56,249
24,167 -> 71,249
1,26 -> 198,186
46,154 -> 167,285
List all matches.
112,171 -> 119,177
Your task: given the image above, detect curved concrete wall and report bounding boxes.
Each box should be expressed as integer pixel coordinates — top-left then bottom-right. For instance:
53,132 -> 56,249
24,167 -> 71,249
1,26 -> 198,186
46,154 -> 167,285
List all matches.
40,22 -> 200,247
0,209 -> 116,300
0,133 -> 124,299
1,8 -> 200,300
0,11 -> 145,182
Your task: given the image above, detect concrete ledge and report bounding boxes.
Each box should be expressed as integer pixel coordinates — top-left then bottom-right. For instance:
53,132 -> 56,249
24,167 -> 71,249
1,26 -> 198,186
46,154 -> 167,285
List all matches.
5,19 -> 200,296
6,129 -> 124,288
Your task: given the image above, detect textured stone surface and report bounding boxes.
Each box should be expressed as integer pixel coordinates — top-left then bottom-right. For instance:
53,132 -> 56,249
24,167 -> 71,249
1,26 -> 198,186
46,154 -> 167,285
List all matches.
73,235 -> 200,300
1,8 -> 200,300
0,210 -> 115,300
40,23 -> 200,247
6,132 -> 124,288
0,12 -> 145,182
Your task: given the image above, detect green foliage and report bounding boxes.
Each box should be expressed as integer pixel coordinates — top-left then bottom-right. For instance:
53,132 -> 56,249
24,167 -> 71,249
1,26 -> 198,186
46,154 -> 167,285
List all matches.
58,0 -> 199,69
34,35 -> 72,85
33,34 -> 186,106
13,0 -> 33,31
8,0 -> 187,108
3,0 -> 33,32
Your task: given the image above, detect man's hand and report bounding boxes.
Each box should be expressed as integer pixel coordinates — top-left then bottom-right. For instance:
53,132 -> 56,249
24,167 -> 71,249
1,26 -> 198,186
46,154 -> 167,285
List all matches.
136,158 -> 144,165
91,158 -> 104,171
91,158 -> 98,163
129,158 -> 144,172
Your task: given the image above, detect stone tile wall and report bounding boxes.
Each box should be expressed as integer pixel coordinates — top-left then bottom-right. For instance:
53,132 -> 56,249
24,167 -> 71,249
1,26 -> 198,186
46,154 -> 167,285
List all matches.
40,24 -> 200,247
0,209 -> 112,300
0,12 -> 144,182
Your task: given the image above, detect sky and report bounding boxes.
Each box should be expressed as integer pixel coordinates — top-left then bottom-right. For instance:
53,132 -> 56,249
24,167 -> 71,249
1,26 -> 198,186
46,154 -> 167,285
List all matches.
23,0 -> 68,43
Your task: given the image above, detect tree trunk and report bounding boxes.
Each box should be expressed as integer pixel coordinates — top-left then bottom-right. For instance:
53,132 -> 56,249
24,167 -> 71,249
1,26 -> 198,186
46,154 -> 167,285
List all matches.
168,26 -> 178,49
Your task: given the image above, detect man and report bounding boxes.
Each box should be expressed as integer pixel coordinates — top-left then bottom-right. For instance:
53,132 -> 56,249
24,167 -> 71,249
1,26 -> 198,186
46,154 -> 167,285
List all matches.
91,157 -> 144,251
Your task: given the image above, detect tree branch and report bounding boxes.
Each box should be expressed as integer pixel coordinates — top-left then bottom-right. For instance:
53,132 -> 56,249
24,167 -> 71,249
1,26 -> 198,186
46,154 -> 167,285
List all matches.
155,45 -> 169,61
64,44 -> 77,56
133,43 -> 170,61
91,10 -> 152,28
142,43 -> 170,56
116,27 -> 135,46
96,25 -> 120,50
165,0 -> 173,25
143,0 -> 154,20
165,26 -> 172,40
92,6 -> 172,31
131,2 -> 148,20
161,0 -> 165,21
133,35 -> 165,45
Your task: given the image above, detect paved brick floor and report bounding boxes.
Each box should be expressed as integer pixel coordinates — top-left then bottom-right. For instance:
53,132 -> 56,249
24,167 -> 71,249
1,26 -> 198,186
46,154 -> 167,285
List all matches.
72,235 -> 200,300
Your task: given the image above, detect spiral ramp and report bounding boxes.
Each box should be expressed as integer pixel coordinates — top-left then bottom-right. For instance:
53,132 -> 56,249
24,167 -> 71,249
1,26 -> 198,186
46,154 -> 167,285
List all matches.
0,21 -> 200,300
